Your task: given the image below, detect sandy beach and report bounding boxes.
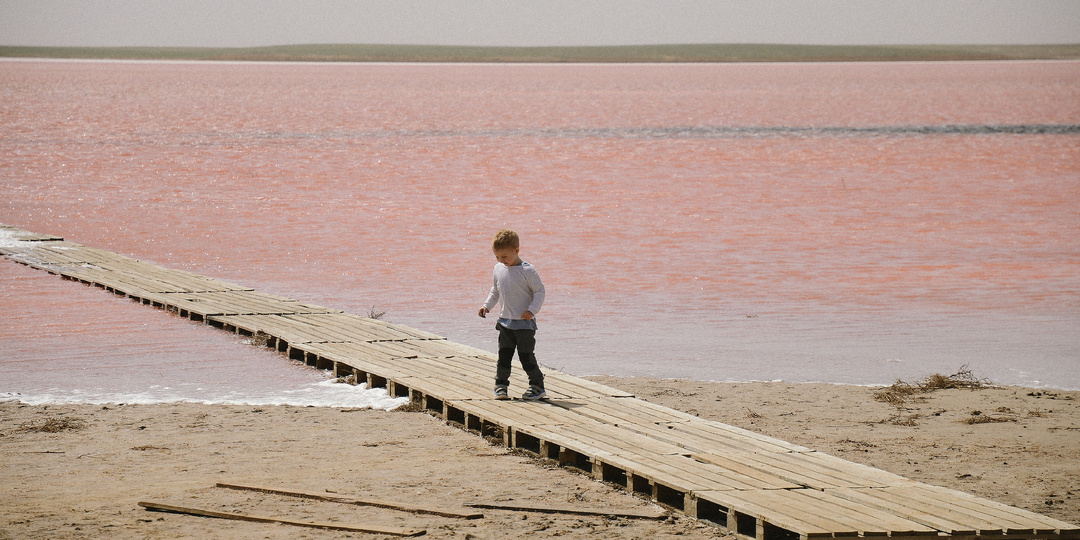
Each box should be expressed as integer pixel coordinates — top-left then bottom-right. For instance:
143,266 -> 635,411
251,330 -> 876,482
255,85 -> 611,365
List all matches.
2,376 -> 1077,539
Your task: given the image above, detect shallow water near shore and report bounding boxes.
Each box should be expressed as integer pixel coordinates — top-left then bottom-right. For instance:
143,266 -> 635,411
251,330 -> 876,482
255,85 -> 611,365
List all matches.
2,59 -> 1078,402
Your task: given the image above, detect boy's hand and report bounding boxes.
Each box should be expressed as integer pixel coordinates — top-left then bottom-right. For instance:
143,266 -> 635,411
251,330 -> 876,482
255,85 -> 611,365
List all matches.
478,307 -> 489,318
522,310 -> 534,320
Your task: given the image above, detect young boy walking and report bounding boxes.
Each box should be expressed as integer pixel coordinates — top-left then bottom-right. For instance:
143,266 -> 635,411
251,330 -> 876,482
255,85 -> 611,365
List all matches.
478,229 -> 547,400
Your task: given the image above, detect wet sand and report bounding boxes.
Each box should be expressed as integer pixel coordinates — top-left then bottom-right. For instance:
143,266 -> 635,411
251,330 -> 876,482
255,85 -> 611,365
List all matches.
1,377 -> 1077,539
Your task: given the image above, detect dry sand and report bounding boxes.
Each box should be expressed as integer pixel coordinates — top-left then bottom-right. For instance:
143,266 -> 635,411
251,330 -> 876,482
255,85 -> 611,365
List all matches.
2,376 -> 1077,539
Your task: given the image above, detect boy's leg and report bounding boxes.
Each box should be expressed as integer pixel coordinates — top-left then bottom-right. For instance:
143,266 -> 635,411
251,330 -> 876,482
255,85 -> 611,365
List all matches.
513,329 -> 545,390
495,324 -> 516,389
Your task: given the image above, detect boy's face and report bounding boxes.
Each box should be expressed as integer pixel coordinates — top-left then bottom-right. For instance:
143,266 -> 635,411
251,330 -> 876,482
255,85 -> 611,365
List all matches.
493,247 -> 521,266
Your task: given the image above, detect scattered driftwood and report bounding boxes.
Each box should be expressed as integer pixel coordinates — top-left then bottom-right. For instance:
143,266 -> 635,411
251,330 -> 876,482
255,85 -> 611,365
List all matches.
216,482 -> 483,520
464,500 -> 666,519
138,501 -> 426,536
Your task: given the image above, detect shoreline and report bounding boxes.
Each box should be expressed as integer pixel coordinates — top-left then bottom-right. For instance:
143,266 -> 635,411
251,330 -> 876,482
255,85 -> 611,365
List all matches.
3,377 -> 1076,538
3,43 -> 1079,63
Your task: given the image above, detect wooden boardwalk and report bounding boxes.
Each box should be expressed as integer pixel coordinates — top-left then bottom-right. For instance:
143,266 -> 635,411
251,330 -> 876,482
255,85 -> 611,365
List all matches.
3,224 -> 1077,540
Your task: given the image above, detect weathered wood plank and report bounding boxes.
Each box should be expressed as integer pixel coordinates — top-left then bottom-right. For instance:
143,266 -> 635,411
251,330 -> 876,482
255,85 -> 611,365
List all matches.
878,484 -> 1078,534
694,450 -> 908,490
216,482 -> 483,519
138,501 -> 425,536
464,500 -> 664,519
723,488 -> 945,538
448,399 -> 584,429
796,489 -> 937,536
392,375 -> 490,401
829,486 -> 993,535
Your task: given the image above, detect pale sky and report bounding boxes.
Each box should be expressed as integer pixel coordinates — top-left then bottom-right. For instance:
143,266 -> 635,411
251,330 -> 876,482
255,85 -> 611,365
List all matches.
1,0 -> 1078,48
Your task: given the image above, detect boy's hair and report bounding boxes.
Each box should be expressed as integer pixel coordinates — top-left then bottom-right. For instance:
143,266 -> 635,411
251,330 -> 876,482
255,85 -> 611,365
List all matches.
492,229 -> 519,250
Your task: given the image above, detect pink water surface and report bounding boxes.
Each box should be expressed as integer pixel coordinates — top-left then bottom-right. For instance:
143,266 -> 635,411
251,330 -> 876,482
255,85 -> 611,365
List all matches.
2,59 -> 1078,399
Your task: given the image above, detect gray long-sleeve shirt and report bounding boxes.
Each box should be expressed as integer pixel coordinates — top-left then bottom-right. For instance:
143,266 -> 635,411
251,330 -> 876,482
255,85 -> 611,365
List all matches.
483,261 -> 545,330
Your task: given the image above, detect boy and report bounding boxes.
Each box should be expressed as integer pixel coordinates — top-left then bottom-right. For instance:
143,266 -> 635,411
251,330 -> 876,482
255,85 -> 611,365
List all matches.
478,229 -> 547,400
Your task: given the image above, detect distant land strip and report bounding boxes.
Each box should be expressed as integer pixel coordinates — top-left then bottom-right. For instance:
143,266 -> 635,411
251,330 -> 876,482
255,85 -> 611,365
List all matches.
2,43 -> 1079,63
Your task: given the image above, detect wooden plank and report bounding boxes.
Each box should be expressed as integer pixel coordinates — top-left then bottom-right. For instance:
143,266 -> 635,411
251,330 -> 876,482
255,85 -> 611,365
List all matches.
431,355 -> 499,378
734,489 -> 870,537
666,416 -> 814,454
137,291 -> 338,318
545,398 -> 691,430
829,487 -> 991,535
643,453 -> 800,491
542,372 -> 634,398
283,313 -> 419,342
691,490 -> 843,538
138,501 -> 425,536
0,225 -> 63,242
3,242 -> 116,264
392,340 -> 470,358
387,357 -> 495,385
392,375 -> 491,401
381,321 -> 445,341
548,422 -> 693,459
285,314 -> 403,342
795,451 -> 911,487
237,315 -> 334,344
775,489 -> 928,536
694,451 -> 908,490
545,398 -> 806,456
464,500 -> 664,519
380,356 -> 495,384
14,233 -> 64,241
677,415 -> 812,452
688,452 -> 825,491
80,258 -> 252,293
297,343 -> 415,379
216,482 -> 483,519
485,409 -> 801,492
890,484 -> 1078,534
448,398 -> 584,429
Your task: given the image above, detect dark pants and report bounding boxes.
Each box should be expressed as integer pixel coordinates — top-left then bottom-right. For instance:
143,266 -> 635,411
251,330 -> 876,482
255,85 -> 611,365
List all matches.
496,324 -> 545,390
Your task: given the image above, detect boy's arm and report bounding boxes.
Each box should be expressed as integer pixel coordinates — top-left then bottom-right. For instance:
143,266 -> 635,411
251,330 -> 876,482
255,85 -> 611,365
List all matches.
525,268 -> 545,317
480,272 -> 499,318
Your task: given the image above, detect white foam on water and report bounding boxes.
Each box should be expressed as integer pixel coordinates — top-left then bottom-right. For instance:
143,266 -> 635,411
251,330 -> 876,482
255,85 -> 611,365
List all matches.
1,379 -> 410,410
0,229 -> 29,249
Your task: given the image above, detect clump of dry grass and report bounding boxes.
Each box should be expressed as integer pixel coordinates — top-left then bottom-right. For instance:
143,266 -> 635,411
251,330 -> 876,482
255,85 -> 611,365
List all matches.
17,417 -> 87,433
246,331 -> 271,348
885,413 -> 921,427
838,438 -> 877,449
872,381 -> 920,407
920,366 -> 992,391
962,410 -> 1017,425
131,445 -> 170,452
334,374 -> 360,386
871,366 -> 994,427
873,365 -> 992,406
393,399 -> 425,413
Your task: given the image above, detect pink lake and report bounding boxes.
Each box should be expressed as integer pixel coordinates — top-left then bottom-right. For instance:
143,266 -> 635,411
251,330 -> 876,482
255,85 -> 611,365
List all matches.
2,59 -> 1078,402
